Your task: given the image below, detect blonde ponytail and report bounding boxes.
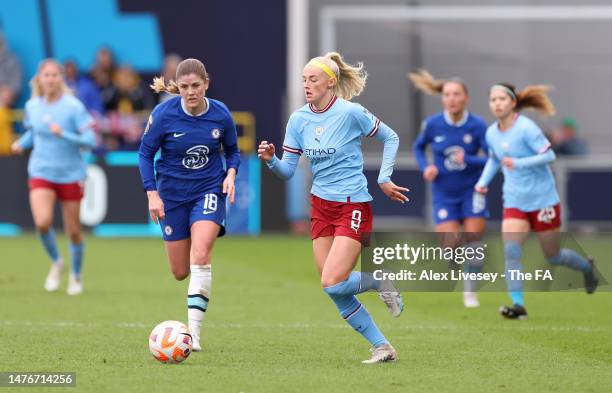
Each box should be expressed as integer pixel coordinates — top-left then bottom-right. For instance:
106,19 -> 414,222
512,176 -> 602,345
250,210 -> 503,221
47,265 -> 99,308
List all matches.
407,69 -> 444,95
325,52 -> 367,100
150,58 -> 209,95
150,76 -> 179,94
306,52 -> 368,100
407,69 -> 469,96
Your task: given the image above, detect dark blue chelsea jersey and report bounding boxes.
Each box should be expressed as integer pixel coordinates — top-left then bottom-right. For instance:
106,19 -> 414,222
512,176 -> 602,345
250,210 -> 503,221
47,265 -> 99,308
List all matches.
413,111 -> 488,196
138,96 -> 240,207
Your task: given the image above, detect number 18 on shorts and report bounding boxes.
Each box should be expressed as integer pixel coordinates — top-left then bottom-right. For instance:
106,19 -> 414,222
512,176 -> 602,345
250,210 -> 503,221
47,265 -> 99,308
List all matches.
160,192 -> 227,241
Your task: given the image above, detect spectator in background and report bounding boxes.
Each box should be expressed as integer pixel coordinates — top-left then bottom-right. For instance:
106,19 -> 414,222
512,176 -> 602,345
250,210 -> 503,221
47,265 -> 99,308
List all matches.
551,116 -> 588,156
96,65 -> 152,150
109,64 -> 150,113
0,33 -> 22,106
0,33 -> 22,154
64,59 -> 103,115
158,53 -> 182,104
90,47 -> 118,112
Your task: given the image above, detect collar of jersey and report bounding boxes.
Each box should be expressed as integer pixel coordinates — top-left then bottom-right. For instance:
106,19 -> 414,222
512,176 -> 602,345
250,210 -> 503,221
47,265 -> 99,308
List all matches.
443,110 -> 469,127
309,95 -> 337,114
181,97 -> 210,117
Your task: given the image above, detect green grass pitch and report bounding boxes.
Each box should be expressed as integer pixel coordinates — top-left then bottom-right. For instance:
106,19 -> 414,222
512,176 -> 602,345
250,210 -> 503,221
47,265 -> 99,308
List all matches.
0,234 -> 610,393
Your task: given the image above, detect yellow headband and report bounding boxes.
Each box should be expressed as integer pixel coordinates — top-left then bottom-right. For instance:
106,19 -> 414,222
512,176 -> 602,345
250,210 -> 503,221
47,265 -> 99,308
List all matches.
310,61 -> 337,79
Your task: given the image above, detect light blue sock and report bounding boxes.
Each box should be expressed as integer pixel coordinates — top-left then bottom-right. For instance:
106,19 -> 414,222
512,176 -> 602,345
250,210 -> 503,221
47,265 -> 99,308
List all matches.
38,229 -> 60,263
548,249 -> 592,273
69,242 -> 84,277
348,271 -> 381,294
504,241 -> 524,306
324,282 -> 388,347
324,272 -> 380,296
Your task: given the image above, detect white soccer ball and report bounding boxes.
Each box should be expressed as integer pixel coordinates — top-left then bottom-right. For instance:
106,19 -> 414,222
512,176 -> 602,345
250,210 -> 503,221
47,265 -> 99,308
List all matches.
148,320 -> 193,363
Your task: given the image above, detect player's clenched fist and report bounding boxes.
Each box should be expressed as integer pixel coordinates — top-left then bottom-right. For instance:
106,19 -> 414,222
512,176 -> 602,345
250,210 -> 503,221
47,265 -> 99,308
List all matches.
257,140 -> 276,162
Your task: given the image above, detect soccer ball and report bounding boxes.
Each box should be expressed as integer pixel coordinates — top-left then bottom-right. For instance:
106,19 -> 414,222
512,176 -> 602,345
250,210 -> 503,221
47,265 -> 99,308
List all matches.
148,320 -> 193,363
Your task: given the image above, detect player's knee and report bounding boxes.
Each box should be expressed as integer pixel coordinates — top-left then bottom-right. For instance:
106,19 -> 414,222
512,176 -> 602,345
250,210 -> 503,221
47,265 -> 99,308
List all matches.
171,268 -> 190,281
321,276 -> 343,290
35,220 -> 52,233
191,248 -> 211,265
67,231 -> 82,244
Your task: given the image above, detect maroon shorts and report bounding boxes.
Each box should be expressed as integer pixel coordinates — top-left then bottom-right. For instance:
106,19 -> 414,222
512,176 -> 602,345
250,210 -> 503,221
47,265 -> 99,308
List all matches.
310,194 -> 372,245
29,178 -> 84,201
503,203 -> 561,232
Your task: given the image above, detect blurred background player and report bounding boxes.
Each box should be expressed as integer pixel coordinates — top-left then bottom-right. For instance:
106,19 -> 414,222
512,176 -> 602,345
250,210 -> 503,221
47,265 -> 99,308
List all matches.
11,59 -> 95,295
409,70 -> 488,308
258,52 -> 409,364
138,58 -> 240,351
475,83 -> 598,319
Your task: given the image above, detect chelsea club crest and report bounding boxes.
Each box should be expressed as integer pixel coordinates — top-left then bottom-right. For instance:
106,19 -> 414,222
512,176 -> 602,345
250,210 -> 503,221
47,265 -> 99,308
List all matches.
211,128 -> 221,139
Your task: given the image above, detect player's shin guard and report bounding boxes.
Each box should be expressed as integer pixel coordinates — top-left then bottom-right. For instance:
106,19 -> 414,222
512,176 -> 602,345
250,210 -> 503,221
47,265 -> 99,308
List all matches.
465,241 -> 485,293
547,249 -> 592,272
38,229 -> 60,263
324,284 -> 388,347
69,242 -> 84,278
504,240 -> 524,306
187,265 -> 211,339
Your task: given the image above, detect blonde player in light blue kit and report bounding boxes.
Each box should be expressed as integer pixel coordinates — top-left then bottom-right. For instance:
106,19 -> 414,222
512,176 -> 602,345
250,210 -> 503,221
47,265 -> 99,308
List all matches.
12,59 -> 96,295
475,83 -> 598,319
259,52 -> 408,363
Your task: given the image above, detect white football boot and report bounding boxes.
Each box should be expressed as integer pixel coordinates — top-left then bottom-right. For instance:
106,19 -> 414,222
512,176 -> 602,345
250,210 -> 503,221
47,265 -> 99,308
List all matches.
44,259 -> 63,292
66,273 -> 83,295
378,276 -> 404,317
463,291 -> 480,308
362,344 -> 398,364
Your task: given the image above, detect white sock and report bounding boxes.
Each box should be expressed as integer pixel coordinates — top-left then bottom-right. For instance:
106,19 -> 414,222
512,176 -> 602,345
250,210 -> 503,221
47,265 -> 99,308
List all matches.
187,264 -> 211,338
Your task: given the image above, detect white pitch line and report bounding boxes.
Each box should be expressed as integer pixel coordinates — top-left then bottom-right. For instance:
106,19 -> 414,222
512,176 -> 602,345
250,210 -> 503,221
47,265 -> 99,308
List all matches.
0,320 -> 607,333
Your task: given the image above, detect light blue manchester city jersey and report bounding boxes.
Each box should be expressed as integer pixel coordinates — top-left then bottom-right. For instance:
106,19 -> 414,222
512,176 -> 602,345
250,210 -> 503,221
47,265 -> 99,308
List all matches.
482,115 -> 559,211
280,96 -> 389,202
17,94 -> 95,183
